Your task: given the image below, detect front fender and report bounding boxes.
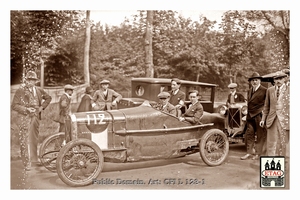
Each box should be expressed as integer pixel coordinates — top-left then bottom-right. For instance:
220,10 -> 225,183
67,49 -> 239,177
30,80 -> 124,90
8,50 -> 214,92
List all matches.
200,112 -> 225,130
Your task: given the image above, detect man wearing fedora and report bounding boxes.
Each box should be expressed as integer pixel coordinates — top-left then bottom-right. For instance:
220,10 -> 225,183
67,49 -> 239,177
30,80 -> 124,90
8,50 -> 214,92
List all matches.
91,80 -> 122,111
154,91 -> 176,116
226,82 -> 246,105
260,71 -> 289,157
241,72 -> 267,160
11,71 -> 52,170
77,86 -> 94,112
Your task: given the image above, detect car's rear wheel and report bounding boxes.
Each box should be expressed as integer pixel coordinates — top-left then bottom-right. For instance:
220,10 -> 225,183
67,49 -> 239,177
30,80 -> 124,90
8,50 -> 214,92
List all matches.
56,139 -> 104,187
199,129 -> 229,166
39,132 -> 65,172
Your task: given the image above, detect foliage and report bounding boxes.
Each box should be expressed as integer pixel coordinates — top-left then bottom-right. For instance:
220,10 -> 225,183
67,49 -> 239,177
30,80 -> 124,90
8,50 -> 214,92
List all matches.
10,10 -> 290,92
11,10 -> 84,84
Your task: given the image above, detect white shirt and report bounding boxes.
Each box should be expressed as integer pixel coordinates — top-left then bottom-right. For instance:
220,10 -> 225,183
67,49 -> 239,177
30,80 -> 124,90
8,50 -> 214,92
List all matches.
253,84 -> 261,92
172,89 -> 179,95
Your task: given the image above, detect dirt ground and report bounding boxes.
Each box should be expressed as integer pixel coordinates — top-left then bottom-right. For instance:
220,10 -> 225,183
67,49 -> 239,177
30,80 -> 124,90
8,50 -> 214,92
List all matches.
10,143 -> 290,191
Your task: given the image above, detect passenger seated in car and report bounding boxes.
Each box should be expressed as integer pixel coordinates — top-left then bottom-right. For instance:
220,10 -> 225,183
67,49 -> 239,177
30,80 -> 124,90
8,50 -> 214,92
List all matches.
179,90 -> 203,125
153,91 -> 177,116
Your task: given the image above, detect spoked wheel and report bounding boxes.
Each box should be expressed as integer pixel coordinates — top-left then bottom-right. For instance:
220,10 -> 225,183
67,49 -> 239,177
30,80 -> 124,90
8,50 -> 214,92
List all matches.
56,139 -> 104,187
199,129 -> 229,166
39,132 -> 65,172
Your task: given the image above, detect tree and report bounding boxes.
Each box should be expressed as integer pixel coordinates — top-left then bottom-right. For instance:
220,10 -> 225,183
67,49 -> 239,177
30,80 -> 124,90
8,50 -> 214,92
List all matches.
242,10 -> 290,70
84,10 -> 91,84
10,10 -> 83,85
144,11 -> 154,77
218,10 -> 258,83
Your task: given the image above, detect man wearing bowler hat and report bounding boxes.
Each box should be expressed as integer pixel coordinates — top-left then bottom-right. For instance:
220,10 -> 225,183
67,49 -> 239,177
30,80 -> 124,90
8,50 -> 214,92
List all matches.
226,82 -> 246,105
11,71 -> 52,170
91,80 -> 122,111
241,72 -> 267,160
260,71 -> 289,157
155,91 -> 176,116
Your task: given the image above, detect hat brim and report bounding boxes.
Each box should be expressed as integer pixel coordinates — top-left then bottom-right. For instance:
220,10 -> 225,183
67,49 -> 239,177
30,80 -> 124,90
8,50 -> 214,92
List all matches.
248,77 -> 262,81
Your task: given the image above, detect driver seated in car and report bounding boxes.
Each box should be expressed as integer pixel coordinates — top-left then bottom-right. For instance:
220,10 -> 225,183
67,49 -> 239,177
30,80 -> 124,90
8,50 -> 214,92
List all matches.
179,90 -> 203,125
154,91 -> 177,116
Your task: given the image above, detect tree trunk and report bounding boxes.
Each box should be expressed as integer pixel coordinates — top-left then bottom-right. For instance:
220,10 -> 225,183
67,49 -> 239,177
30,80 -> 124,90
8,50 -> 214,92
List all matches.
145,10 -> 154,78
84,10 -> 91,84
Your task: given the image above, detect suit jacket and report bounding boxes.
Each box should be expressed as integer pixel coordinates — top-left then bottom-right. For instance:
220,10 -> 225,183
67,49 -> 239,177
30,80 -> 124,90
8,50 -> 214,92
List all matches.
58,93 -> 72,122
262,84 -> 289,130
169,89 -> 186,106
226,92 -> 245,104
11,85 -> 52,120
77,94 -> 93,112
155,102 -> 176,116
247,85 -> 267,119
91,88 -> 122,110
182,101 -> 203,125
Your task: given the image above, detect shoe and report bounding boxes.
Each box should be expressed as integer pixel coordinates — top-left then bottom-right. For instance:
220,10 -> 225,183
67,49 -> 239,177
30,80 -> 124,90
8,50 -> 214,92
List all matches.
25,166 -> 31,171
252,155 -> 259,160
240,154 -> 251,160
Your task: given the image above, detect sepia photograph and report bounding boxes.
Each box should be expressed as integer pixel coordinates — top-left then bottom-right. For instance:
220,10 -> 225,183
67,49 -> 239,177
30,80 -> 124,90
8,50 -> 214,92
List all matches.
6,0 -> 298,197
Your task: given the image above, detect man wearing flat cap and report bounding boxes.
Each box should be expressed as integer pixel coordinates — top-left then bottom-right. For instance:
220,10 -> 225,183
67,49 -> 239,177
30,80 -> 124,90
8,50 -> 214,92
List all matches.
11,71 -> 52,170
77,86 -> 94,112
241,72 -> 267,160
154,91 -> 176,116
226,83 -> 246,105
281,68 -> 290,86
57,84 -> 75,135
91,79 -> 122,111
260,71 -> 289,158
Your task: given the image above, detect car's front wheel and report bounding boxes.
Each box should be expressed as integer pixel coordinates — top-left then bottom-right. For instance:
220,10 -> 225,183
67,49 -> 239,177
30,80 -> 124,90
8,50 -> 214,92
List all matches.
199,129 -> 229,166
56,139 -> 104,187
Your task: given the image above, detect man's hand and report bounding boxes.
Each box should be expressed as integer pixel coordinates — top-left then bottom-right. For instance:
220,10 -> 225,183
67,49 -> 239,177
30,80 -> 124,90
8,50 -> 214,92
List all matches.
112,101 -> 117,106
27,107 -> 36,113
259,121 -> 264,127
179,117 -> 185,122
38,106 -> 43,113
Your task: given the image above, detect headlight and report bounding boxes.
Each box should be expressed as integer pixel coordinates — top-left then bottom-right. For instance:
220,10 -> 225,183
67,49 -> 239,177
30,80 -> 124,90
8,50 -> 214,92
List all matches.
219,105 -> 227,115
241,106 -> 247,115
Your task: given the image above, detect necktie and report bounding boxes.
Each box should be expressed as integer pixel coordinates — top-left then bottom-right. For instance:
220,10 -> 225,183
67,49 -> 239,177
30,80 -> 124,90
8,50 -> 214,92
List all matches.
276,87 -> 280,99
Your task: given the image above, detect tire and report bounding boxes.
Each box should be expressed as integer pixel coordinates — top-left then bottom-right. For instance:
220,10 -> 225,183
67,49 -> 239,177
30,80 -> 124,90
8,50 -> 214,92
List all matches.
56,139 -> 104,187
39,132 -> 65,172
199,129 -> 229,166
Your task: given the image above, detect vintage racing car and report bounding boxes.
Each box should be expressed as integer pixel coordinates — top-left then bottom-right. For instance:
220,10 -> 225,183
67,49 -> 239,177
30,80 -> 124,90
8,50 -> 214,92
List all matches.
39,101 -> 228,187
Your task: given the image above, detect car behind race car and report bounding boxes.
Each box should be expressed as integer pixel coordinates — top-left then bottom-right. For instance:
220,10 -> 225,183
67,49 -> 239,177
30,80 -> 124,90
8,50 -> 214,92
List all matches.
40,101 -> 228,187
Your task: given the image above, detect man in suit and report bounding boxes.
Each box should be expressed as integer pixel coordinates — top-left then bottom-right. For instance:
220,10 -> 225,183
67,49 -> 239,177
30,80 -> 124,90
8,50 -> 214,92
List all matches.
260,71 -> 289,157
154,91 -> 176,116
91,80 -> 122,111
241,72 -> 267,160
179,90 -> 203,125
56,84 -> 75,144
226,83 -> 246,105
169,78 -> 186,116
77,86 -> 94,112
11,71 -> 52,170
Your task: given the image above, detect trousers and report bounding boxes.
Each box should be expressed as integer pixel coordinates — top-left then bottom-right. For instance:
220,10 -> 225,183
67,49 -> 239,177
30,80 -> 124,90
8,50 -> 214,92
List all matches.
18,115 -> 39,168
266,117 -> 289,157
245,114 -> 267,155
